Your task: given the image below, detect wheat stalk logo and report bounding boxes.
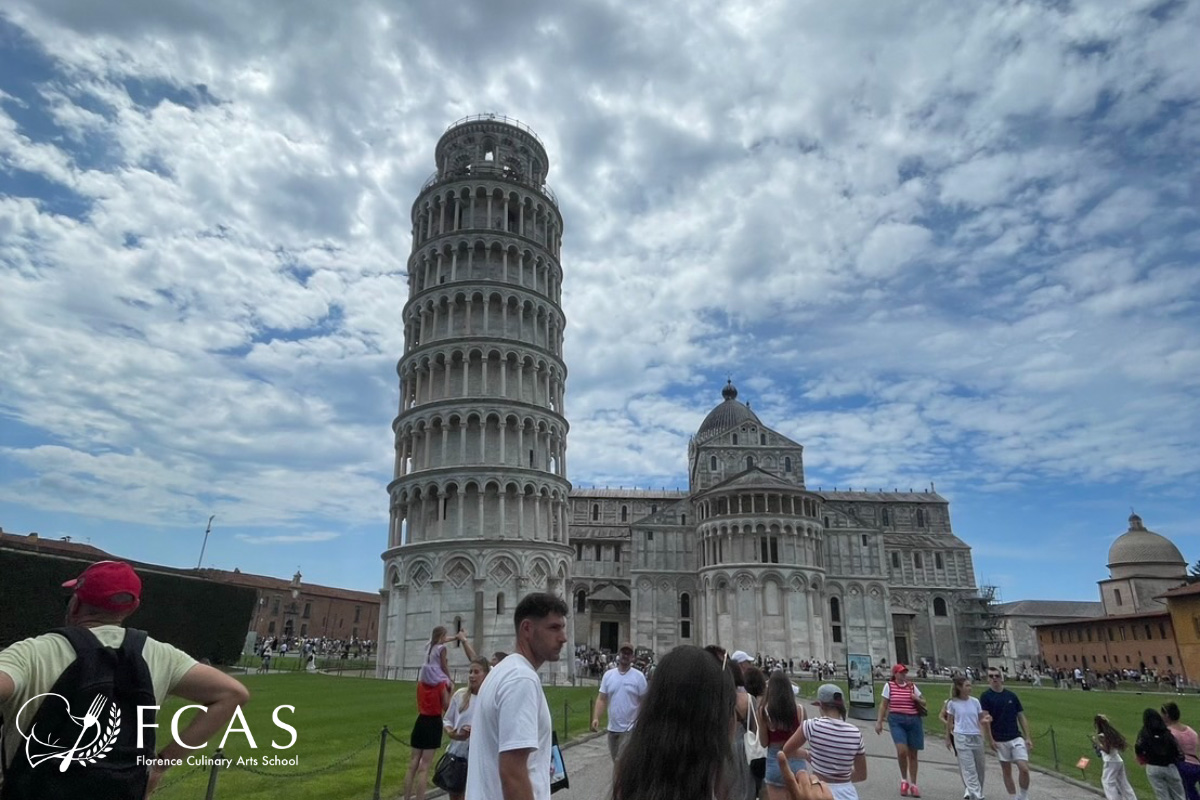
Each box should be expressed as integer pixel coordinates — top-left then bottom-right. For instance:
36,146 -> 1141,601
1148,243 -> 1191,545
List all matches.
77,701 -> 121,763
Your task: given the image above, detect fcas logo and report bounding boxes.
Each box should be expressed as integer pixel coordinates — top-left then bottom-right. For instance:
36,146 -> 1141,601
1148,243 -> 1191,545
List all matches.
15,692 -> 120,770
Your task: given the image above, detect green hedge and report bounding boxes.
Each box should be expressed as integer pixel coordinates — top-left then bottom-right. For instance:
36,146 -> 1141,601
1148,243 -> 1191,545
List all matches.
0,549 -> 256,665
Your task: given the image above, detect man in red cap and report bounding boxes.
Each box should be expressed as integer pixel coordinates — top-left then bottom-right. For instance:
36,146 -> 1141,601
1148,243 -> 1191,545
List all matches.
0,560 -> 251,798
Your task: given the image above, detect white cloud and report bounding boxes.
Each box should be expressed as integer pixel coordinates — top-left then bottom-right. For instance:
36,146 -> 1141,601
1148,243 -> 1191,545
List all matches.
235,531 -> 341,545
0,0 -> 1198,598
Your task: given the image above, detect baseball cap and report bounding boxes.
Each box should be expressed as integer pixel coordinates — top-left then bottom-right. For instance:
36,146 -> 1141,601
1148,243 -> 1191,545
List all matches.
619,642 -> 634,653
813,683 -> 845,707
892,663 -> 909,675
62,561 -> 142,612
729,650 -> 753,664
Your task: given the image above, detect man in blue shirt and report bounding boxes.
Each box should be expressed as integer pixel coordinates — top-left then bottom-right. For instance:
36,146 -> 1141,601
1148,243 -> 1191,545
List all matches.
980,668 -> 1033,800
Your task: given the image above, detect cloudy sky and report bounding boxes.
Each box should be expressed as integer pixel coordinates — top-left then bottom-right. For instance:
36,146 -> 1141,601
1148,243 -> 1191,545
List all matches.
1,0 -> 1198,606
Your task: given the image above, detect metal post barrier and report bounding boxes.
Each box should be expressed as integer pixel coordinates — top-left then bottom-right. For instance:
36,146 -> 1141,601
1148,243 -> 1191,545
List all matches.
372,726 -> 389,800
204,748 -> 223,800
1049,726 -> 1059,772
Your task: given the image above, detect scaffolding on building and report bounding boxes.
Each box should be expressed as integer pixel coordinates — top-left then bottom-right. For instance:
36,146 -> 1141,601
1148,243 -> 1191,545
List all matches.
961,585 -> 1006,668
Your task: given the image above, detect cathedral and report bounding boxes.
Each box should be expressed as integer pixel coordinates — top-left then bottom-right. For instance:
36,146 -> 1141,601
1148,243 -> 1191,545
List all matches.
377,115 -> 989,679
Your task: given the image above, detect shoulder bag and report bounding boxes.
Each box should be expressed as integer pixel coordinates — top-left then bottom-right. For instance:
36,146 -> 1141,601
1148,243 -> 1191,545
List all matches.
745,697 -> 768,762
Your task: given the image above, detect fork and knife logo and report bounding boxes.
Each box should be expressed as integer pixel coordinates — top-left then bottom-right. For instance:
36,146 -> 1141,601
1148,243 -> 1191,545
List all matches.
15,692 -> 118,770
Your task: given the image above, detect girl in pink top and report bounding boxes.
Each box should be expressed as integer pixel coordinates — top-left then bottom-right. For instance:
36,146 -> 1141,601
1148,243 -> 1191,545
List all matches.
419,626 -> 454,687
1162,702 -> 1200,800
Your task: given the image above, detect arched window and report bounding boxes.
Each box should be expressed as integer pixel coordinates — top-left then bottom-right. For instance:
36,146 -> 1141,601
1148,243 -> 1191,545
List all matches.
881,508 -> 890,525
711,455 -> 718,470
717,582 -> 728,614
891,552 -> 901,569
681,513 -> 687,525
592,504 -> 599,521
830,597 -> 841,623
784,457 -> 792,473
934,597 -> 948,617
732,433 -> 738,445
916,509 -> 926,527
680,593 -> 691,618
746,456 -> 754,470
760,434 -> 767,445
575,589 -> 587,613
621,505 -> 628,522
496,592 -> 505,615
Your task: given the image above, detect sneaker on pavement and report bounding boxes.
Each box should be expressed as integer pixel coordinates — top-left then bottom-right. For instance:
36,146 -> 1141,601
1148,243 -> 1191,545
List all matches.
900,780 -> 910,796
910,785 -> 921,798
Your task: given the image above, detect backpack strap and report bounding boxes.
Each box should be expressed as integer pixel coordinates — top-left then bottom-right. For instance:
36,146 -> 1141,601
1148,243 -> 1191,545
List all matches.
119,629 -> 148,659
51,625 -> 105,654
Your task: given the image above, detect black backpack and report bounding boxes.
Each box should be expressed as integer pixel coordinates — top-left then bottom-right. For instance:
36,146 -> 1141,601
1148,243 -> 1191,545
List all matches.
1,627 -> 156,800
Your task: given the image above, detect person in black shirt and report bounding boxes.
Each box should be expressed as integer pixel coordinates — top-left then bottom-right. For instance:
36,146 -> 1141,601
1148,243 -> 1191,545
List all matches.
1136,708 -> 1185,800
979,669 -> 1033,800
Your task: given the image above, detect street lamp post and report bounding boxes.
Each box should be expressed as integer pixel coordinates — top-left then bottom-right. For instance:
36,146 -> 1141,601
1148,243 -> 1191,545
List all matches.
196,514 -> 215,569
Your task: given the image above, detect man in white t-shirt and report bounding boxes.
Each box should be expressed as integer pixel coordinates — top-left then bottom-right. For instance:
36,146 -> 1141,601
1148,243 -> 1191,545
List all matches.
466,592 -> 569,800
590,642 -> 648,763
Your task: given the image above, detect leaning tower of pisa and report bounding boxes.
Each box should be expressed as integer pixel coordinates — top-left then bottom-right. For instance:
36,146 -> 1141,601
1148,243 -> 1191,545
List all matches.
378,115 -> 573,678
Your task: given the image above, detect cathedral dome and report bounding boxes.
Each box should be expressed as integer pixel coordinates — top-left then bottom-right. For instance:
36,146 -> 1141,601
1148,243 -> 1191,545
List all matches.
697,381 -> 761,438
1107,513 -> 1185,572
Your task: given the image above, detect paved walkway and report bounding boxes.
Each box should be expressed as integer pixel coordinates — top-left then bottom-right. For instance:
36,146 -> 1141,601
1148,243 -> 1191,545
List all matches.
553,712 -> 1105,800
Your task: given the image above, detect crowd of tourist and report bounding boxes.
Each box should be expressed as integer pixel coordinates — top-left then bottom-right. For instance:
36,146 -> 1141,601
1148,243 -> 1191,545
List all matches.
253,634 -> 375,672
402,596 -> 851,800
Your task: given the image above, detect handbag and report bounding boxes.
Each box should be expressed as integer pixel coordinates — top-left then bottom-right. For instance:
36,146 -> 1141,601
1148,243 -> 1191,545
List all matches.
745,697 -> 768,763
915,694 -> 929,717
432,751 -> 468,792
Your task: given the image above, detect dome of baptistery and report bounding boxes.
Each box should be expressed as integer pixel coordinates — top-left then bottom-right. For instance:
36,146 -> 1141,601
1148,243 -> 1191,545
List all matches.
1107,513 -> 1185,571
697,381 -> 761,438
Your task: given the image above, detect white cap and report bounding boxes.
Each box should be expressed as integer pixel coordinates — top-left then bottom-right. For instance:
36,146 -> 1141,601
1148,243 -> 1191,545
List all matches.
730,650 -> 753,664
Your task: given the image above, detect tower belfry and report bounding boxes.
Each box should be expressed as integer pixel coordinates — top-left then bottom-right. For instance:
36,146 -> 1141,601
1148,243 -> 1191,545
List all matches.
379,115 -> 572,676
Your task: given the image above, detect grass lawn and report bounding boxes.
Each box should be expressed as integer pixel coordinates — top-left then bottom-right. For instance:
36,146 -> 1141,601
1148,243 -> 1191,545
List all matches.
795,679 -> 1200,799
150,673 -> 596,800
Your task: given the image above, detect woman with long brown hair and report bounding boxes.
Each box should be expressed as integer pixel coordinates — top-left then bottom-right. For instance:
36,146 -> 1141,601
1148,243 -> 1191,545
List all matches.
611,645 -> 736,800
1092,714 -> 1136,800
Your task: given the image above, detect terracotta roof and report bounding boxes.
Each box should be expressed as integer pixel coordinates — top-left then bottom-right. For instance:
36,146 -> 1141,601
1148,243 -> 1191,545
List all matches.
196,568 -> 380,604
0,528 -> 377,604
0,530 -> 112,559
1159,582 -> 1200,599
1032,610 -> 1172,627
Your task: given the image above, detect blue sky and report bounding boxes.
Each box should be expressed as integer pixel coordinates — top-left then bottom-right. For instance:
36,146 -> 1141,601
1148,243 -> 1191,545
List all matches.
1,1 -> 1198,603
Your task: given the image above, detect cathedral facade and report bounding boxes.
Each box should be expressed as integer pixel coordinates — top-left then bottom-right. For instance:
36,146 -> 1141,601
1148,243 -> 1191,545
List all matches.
570,382 -> 987,670
378,116 -> 988,679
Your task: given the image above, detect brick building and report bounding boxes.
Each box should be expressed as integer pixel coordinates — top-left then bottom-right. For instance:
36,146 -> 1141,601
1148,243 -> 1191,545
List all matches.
0,527 -> 378,643
1032,514 -> 1190,679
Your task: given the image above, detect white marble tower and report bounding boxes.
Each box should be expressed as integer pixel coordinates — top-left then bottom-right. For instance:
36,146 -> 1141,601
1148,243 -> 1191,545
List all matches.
378,115 -> 572,678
